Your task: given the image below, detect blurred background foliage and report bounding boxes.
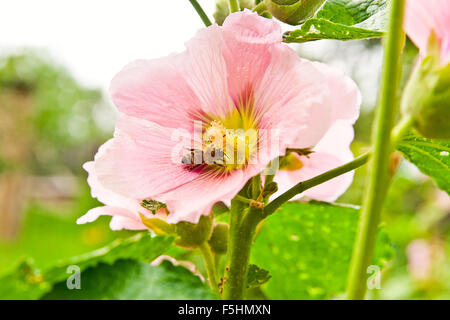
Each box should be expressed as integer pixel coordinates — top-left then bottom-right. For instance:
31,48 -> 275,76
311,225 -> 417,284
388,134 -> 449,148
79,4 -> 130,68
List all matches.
0,51 -> 132,273
0,39 -> 449,299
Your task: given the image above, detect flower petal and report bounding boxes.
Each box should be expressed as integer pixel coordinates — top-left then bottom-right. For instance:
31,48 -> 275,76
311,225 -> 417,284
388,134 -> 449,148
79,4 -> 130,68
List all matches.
110,216 -> 148,231
274,121 -> 355,202
255,45 -> 332,148
221,10 -> 282,101
179,24 -> 234,117
110,57 -> 201,130
157,170 -> 249,224
405,0 -> 450,63
312,62 -> 361,124
77,206 -> 145,229
95,114 -> 200,199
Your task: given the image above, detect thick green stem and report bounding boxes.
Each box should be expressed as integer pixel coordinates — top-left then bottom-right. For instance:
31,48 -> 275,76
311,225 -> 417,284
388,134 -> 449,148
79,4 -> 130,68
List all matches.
223,205 -> 263,300
229,0 -> 240,13
346,0 -> 406,300
200,242 -> 219,296
188,0 -> 212,27
264,153 -> 370,217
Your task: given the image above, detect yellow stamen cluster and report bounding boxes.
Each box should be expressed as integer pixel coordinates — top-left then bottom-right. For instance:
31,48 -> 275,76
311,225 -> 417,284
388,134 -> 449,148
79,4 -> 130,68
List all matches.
200,116 -> 258,172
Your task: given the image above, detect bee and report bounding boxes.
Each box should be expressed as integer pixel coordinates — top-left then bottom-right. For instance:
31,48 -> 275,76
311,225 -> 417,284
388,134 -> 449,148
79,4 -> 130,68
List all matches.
181,146 -> 229,171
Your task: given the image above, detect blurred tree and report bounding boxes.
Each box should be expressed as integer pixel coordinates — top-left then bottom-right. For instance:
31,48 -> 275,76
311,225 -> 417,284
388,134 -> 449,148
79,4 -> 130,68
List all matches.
0,52 -> 110,240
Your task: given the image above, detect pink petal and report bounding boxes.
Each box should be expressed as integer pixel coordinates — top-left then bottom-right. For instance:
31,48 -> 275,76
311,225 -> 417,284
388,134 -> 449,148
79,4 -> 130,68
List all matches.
110,57 -> 201,131
312,62 -> 361,124
314,120 -> 355,162
77,206 -> 145,229
274,121 -> 355,202
221,10 -> 282,101
222,9 -> 282,45
95,114 -> 200,199
84,153 -> 154,217
405,0 -> 450,64
157,170 -> 249,224
79,161 -> 151,229
179,24 -> 234,117
109,216 -> 148,231
255,44 -> 332,148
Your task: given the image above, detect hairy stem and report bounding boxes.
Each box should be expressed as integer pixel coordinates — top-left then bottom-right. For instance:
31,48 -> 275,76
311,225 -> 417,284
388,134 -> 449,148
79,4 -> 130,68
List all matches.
188,0 -> 212,27
200,242 -> 219,295
229,0 -> 240,13
264,153 -> 370,217
223,206 -> 263,300
346,0 -> 406,300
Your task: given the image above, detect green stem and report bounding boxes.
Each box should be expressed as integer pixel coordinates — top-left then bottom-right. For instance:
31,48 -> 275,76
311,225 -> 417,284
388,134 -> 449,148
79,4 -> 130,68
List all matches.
253,2 -> 267,14
346,0 -> 406,300
214,253 -> 222,278
264,153 -> 370,217
234,194 -> 254,205
264,173 -> 274,188
229,0 -> 240,13
200,242 -> 219,296
223,206 -> 263,299
188,0 -> 212,27
252,174 -> 261,199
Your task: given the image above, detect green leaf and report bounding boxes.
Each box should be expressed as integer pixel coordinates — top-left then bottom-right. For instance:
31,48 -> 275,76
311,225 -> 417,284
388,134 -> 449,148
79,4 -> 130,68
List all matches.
283,0 -> 387,43
0,233 -> 175,299
247,264 -> 271,289
397,135 -> 450,194
0,260 -> 51,300
44,233 -> 174,283
42,260 -> 215,300
251,202 -> 394,299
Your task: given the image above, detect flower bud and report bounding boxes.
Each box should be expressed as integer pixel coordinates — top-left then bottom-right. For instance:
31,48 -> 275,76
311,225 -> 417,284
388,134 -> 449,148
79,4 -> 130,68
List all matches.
264,0 -> 326,26
214,0 -> 255,25
175,215 -> 213,249
401,34 -> 450,140
208,223 -> 229,254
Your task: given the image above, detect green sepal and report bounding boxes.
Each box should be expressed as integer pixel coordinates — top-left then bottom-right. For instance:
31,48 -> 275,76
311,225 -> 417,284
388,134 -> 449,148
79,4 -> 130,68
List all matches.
401,32 -> 450,140
140,214 -> 177,236
175,215 -> 213,249
208,223 -> 229,254
264,0 -> 326,25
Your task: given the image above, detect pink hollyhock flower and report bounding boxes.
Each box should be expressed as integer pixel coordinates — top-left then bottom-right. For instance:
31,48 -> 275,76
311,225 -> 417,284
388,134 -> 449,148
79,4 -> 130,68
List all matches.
404,0 -> 450,65
78,10 -> 360,228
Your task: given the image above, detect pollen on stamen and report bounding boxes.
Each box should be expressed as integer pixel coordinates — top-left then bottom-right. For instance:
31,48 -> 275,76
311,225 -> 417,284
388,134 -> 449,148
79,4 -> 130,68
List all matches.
181,118 -> 259,173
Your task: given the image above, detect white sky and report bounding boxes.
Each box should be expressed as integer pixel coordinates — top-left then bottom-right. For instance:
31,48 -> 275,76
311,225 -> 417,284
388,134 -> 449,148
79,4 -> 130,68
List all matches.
0,0 -> 216,90
0,0 -> 378,109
